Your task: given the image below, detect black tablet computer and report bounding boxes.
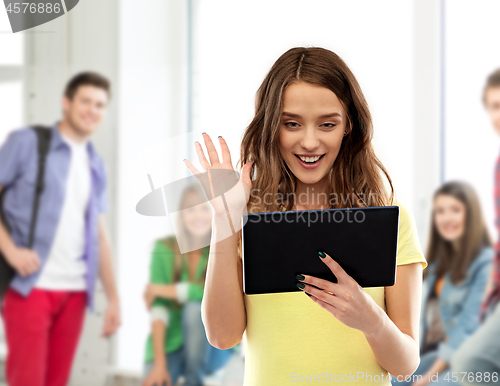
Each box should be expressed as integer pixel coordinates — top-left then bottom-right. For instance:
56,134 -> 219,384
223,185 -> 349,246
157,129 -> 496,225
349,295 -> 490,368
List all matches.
241,206 -> 400,295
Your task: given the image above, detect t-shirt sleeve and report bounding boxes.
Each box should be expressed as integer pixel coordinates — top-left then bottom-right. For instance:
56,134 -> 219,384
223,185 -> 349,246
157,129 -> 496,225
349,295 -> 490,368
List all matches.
149,241 -> 173,309
395,201 -> 428,270
0,130 -> 24,188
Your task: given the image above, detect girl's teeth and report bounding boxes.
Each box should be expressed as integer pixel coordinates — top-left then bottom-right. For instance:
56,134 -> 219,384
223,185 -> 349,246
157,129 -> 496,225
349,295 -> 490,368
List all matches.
299,156 -> 320,163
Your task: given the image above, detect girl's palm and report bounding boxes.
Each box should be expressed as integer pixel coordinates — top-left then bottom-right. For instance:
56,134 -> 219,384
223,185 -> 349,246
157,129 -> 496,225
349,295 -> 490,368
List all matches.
183,133 -> 253,219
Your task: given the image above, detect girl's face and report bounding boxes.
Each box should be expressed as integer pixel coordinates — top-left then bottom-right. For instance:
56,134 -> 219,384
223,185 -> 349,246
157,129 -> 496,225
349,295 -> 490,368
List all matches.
181,192 -> 213,238
278,81 -> 347,186
433,194 -> 466,242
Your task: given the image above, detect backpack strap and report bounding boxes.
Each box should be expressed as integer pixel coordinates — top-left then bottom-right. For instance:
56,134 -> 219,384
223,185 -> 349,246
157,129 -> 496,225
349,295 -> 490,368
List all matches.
28,126 -> 52,248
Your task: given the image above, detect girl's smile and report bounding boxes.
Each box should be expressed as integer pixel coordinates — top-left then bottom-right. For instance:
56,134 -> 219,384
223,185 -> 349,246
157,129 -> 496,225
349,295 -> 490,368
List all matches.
294,153 -> 326,169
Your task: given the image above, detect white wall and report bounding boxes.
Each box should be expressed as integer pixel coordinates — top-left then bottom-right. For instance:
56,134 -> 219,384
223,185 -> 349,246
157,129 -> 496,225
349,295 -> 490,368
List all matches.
411,0 -> 442,253
117,0 -> 191,372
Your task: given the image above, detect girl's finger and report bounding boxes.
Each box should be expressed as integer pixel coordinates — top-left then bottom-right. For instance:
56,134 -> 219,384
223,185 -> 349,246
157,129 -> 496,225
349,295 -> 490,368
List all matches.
298,274 -> 339,295
195,141 -> 210,171
183,158 -> 203,176
297,281 -> 329,300
302,283 -> 346,310
318,251 -> 349,284
202,133 -> 221,165
218,136 -> 233,166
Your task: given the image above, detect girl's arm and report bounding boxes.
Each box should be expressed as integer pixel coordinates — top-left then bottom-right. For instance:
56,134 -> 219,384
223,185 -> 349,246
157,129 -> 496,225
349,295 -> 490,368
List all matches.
151,319 -> 168,369
367,262 -> 423,380
481,255 -> 495,303
142,318 -> 171,386
201,212 -> 246,350
434,256 -> 493,363
183,134 -> 252,350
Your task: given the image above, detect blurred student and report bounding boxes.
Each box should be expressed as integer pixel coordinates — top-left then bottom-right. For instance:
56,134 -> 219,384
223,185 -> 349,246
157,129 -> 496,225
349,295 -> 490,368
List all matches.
142,183 -> 236,386
0,71 -> 121,386
392,181 -> 493,386
451,69 -> 500,385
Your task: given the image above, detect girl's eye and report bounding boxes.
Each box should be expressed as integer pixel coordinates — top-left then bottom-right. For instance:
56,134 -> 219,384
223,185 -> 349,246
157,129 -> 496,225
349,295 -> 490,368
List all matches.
283,122 -> 337,129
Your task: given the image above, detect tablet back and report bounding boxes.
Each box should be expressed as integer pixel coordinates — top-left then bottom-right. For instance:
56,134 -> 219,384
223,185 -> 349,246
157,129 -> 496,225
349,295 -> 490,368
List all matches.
242,206 -> 399,295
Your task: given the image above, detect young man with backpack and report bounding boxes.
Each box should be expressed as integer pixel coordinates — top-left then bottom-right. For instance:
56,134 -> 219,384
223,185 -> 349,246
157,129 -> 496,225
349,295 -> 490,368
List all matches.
0,71 -> 121,386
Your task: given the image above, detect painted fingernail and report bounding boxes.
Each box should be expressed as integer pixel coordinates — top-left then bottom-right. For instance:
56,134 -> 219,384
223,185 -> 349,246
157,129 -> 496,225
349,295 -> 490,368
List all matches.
218,135 -> 222,138
318,251 -> 326,258
305,292 -> 312,297
182,158 -> 186,161
195,141 -> 199,143
296,282 -> 305,289
296,274 -> 305,281
202,132 -> 206,134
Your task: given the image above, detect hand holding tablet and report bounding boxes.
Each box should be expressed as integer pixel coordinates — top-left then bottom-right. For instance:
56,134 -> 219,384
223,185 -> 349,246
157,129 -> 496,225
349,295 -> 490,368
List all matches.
242,206 -> 400,295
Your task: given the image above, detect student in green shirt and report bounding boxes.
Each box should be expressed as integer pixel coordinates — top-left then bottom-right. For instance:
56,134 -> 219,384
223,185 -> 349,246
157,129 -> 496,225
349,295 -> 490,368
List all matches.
141,184 -> 236,386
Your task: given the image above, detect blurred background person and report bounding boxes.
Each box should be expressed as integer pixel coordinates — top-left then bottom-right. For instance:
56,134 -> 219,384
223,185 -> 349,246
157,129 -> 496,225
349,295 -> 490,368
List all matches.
392,181 -> 493,386
450,69 -> 500,386
0,72 -> 121,386
142,183 -> 237,386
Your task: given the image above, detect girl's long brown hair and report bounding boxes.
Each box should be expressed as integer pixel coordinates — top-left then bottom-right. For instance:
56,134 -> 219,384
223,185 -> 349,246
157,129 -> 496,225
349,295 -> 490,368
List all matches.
235,46 -> 396,259
424,181 -> 492,284
161,183 -> 211,308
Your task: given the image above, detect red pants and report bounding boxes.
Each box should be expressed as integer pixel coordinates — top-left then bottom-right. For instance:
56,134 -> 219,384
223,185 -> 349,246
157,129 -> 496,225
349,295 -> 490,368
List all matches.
0,287 -> 87,386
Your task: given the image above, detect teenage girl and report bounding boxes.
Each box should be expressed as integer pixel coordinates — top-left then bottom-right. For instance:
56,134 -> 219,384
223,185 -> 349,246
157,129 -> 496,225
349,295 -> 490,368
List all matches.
184,46 -> 428,386
142,183 -> 235,386
392,181 -> 493,386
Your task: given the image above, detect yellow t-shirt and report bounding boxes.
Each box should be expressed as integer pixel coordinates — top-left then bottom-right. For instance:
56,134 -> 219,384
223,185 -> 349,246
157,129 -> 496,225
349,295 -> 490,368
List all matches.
242,201 -> 428,385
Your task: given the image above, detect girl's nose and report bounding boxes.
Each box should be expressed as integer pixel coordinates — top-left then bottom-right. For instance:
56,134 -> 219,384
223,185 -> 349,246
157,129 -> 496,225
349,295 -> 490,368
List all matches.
300,128 -> 320,149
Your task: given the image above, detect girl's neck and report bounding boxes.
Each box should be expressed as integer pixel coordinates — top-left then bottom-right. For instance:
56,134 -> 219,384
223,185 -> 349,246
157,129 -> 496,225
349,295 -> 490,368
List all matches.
450,238 -> 461,253
185,234 -> 209,256
188,248 -> 203,258
293,178 -> 330,210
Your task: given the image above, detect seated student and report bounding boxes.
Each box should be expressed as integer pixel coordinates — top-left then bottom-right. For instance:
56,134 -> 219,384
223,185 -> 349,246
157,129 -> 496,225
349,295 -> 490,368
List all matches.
450,68 -> 500,386
141,183 -> 237,386
392,181 -> 493,386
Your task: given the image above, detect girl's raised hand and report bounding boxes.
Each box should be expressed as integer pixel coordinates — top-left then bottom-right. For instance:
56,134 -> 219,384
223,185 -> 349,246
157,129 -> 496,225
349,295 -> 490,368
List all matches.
183,133 -> 253,217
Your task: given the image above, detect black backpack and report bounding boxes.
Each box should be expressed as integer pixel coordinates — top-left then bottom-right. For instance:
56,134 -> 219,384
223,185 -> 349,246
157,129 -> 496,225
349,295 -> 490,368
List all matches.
0,126 -> 52,300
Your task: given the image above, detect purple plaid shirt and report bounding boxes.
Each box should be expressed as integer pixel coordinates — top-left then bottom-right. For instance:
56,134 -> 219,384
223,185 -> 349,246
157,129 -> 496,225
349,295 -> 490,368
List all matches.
0,121 -> 108,312
479,150 -> 500,322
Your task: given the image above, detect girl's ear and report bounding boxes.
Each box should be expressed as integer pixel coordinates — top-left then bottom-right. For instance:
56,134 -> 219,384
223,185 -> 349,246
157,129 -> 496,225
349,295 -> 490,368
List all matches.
346,121 -> 353,135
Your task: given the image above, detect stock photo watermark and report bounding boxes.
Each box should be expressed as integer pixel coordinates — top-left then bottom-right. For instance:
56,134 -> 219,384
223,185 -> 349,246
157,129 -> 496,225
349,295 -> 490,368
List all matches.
246,207 -> 367,226
289,371 -> 499,383
250,188 -> 380,210
135,169 -> 382,252
3,0 -> 79,33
